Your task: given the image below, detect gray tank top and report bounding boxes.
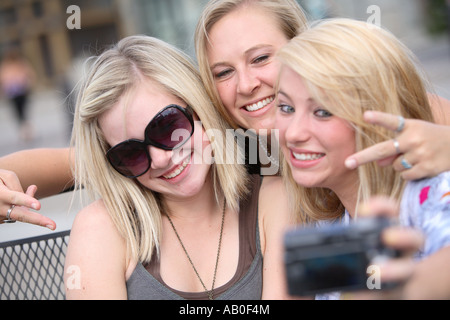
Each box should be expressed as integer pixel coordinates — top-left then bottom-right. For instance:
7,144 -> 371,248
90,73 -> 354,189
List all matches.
126,175 -> 263,300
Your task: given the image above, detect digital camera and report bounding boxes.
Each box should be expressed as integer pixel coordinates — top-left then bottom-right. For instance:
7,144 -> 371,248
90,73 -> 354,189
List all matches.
284,217 -> 398,296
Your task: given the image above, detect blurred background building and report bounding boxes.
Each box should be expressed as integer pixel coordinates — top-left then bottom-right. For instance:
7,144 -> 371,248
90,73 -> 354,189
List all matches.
0,0 -> 448,90
0,0 -> 449,241
0,0 -> 205,90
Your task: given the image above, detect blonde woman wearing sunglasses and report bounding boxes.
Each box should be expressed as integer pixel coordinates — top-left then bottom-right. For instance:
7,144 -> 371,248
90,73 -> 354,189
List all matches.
3,35 -> 292,299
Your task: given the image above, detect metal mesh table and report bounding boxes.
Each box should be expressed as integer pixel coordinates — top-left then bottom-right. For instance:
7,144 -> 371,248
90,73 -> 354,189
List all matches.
0,230 -> 70,300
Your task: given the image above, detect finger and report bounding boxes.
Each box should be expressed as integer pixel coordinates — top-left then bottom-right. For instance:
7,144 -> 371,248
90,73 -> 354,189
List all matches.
400,166 -> 430,181
377,155 -> 399,167
3,205 -> 56,230
377,257 -> 416,283
382,227 -> 424,254
345,288 -> 403,300
26,184 -> 38,198
393,156 -> 431,181
363,111 -> 407,132
0,189 -> 41,211
26,185 -> 42,210
394,156 -> 422,182
392,154 -> 407,172
358,196 -> 399,218
0,169 -> 25,193
345,140 -> 398,169
395,151 -> 443,180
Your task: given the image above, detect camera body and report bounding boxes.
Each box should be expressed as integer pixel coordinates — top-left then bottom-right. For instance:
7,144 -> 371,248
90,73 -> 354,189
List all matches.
284,217 -> 397,296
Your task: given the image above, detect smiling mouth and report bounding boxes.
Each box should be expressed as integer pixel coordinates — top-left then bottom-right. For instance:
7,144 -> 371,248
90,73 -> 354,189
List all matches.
163,154 -> 191,179
292,152 -> 325,161
244,96 -> 274,112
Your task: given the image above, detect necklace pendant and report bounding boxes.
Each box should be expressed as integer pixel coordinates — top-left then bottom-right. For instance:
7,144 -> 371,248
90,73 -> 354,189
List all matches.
167,199 -> 226,301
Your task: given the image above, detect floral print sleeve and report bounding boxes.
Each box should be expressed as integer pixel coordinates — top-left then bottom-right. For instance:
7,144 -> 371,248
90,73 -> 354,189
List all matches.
400,171 -> 450,258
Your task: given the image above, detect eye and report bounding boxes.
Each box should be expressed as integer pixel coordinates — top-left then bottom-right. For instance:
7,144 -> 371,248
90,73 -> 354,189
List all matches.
278,103 -> 295,114
213,68 -> 233,80
252,54 -> 270,64
314,108 -> 333,118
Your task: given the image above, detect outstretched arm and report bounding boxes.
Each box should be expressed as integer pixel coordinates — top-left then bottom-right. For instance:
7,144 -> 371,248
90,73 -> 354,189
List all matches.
0,148 -> 74,227
0,147 -> 74,198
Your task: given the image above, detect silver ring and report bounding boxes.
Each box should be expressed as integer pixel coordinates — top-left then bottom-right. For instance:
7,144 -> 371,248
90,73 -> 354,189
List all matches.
393,138 -> 401,154
396,116 -> 405,133
4,204 -> 16,223
401,157 -> 413,170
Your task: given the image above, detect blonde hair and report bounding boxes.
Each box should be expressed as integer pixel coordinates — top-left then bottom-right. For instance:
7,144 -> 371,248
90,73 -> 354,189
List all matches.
195,0 -> 308,128
71,35 -> 249,263
277,19 -> 435,223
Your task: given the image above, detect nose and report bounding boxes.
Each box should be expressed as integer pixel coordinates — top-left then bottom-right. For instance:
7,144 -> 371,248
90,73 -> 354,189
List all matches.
149,146 -> 173,170
236,69 -> 260,96
283,114 -> 311,146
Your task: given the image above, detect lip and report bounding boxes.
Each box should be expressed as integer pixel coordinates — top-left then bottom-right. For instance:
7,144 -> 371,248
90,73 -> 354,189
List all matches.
240,95 -> 275,117
288,149 -> 325,169
159,153 -> 192,182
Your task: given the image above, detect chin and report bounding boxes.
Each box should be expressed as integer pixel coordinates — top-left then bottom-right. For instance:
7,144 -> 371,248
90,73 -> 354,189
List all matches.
291,173 -> 322,188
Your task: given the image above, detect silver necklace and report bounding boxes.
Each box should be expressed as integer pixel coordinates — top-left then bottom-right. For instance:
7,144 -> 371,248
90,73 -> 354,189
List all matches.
259,136 -> 280,167
166,199 -> 226,300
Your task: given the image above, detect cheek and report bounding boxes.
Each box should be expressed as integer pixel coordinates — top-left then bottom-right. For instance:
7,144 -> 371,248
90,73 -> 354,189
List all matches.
274,114 -> 290,146
326,125 -> 356,160
191,124 -> 214,165
192,122 -> 208,149
341,127 -> 356,155
216,82 -> 234,109
264,64 -> 281,89
171,122 -> 205,162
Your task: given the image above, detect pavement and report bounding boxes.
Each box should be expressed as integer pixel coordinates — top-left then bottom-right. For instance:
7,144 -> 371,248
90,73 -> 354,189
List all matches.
0,89 -> 79,242
0,35 -> 449,244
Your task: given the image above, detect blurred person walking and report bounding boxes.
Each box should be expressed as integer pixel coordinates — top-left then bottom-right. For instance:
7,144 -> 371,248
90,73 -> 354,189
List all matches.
0,48 -> 35,142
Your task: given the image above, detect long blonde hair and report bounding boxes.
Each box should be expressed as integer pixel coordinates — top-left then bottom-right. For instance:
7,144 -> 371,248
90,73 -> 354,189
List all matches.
71,35 -> 249,263
277,19 -> 435,223
195,0 -> 308,128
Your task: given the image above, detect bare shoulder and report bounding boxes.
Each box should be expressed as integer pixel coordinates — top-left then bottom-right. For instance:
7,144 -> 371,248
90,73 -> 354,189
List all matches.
73,199 -> 113,224
69,199 -> 126,256
259,176 -> 289,214
65,199 -> 128,299
260,175 -> 284,192
258,176 -> 293,299
258,176 -> 293,248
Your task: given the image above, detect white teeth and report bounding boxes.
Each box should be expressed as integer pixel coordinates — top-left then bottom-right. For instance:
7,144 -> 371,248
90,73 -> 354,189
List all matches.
245,96 -> 274,112
292,153 -> 324,161
163,155 -> 191,179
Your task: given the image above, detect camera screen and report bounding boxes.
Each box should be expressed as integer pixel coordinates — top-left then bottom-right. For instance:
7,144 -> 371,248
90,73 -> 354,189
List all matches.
286,250 -> 369,295
284,217 -> 390,296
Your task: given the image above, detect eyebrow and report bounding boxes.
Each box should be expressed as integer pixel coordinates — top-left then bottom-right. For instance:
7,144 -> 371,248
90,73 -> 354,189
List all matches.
278,89 -> 316,105
244,44 -> 274,55
277,90 -> 291,101
209,44 -> 275,70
